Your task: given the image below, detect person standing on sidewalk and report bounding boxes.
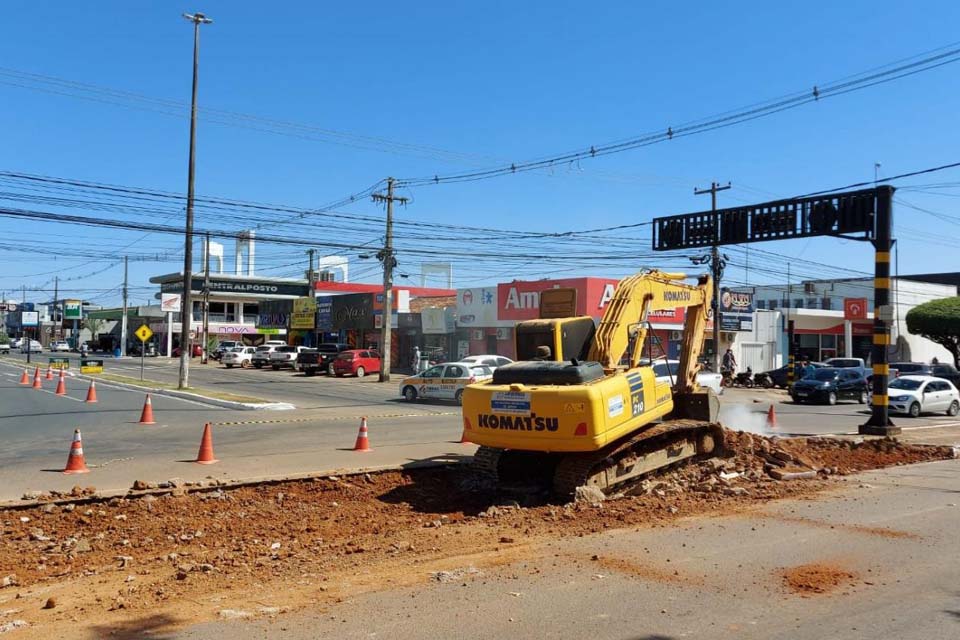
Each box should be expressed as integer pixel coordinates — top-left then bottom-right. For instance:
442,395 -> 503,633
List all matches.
411,346 -> 421,374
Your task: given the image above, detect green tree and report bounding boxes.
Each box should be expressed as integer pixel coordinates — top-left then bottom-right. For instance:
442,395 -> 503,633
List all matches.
905,297 -> 960,367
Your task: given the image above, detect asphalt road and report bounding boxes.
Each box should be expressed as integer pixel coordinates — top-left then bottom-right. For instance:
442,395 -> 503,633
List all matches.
182,459 -> 960,640
0,359 -> 468,501
3,352 -> 411,409
3,354 -> 958,502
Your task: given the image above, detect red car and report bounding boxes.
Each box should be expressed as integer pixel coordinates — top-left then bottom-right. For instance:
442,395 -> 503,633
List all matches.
172,344 -> 203,357
332,349 -> 382,378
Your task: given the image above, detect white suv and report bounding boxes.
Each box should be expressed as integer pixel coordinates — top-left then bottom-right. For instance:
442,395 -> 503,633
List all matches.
50,341 -> 71,352
222,346 -> 257,368
269,345 -> 308,370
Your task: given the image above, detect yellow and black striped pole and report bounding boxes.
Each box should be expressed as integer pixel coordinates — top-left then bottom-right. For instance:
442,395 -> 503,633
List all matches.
861,185 -> 900,435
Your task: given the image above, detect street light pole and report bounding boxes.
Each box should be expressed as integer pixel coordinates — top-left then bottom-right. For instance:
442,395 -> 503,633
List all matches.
178,11 -> 212,390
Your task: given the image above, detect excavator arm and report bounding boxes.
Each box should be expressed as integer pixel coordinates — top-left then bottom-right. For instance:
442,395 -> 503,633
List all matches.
588,271 -> 713,394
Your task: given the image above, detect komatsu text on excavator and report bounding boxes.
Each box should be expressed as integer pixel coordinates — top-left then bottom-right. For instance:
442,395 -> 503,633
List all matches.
461,270 -> 723,496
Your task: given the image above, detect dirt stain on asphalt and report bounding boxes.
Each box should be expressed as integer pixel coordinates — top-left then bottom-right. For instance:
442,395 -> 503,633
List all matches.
781,562 -> 860,596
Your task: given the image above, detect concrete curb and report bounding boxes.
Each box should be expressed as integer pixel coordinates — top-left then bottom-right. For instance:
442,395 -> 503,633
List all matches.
0,357 -> 294,411
1,458 -> 472,510
72,374 -> 296,411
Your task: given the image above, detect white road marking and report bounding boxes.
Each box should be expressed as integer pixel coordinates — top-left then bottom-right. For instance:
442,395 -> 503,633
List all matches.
34,388 -> 84,402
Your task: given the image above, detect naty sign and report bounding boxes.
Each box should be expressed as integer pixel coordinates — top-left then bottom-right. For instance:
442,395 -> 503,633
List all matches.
331,294 -> 374,330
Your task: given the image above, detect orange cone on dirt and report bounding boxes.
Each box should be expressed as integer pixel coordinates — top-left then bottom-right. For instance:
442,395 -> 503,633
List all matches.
84,380 -> 98,403
353,417 -> 372,452
63,429 -> 90,474
766,404 -> 777,429
19,369 -> 29,385
55,369 -> 67,396
32,367 -> 42,389
194,423 -> 219,464
138,394 -> 156,425
45,366 -> 54,381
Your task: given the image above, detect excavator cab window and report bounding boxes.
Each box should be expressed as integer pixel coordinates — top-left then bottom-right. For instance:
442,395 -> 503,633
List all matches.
514,317 -> 596,362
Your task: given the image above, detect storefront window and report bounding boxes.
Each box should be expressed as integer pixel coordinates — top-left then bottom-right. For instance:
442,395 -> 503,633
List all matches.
242,303 -> 258,324
798,334 -> 819,361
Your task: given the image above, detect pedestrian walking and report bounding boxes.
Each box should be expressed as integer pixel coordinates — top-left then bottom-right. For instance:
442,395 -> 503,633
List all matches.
411,346 -> 421,373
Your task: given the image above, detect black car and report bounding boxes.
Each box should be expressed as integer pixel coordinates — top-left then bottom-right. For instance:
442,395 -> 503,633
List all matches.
790,367 -> 869,405
889,362 -> 960,389
764,361 -> 826,389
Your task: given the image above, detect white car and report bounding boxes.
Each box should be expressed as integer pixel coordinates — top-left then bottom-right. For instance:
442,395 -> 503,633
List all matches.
270,345 -> 309,370
50,341 -> 71,352
20,340 -> 43,354
885,375 -> 960,417
0,342 -> 9,354
650,359 -> 724,395
10,338 -> 23,349
222,346 -> 257,369
399,362 -> 494,405
458,354 -> 514,371
252,344 -> 283,368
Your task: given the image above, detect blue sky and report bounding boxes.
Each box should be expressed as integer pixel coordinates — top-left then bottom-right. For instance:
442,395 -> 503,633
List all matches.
1,1 -> 959,306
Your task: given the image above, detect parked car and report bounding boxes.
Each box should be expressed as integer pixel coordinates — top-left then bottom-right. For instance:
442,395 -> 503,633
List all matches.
172,344 -> 203,357
883,375 -> 960,417
763,361 -> 827,388
457,354 -> 514,371
823,357 -> 868,378
50,341 -> 71,353
790,367 -> 869,405
269,345 -> 310,370
212,340 -> 241,361
332,349 -> 381,378
252,344 -> 285,368
10,338 -> 23,349
930,362 -> 960,390
222,346 -> 257,368
647,359 -> 724,395
399,362 -> 493,404
20,340 -> 43,354
0,341 -> 9,354
298,343 -> 352,376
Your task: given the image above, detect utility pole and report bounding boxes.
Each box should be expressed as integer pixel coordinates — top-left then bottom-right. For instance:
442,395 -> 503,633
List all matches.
307,248 -> 316,348
178,11 -> 213,389
694,181 -> 731,373
201,232 -> 211,364
371,178 -> 408,382
121,256 -> 129,357
53,276 -> 59,343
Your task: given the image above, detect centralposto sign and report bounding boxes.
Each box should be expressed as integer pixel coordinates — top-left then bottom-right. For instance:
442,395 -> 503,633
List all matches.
161,278 -> 309,297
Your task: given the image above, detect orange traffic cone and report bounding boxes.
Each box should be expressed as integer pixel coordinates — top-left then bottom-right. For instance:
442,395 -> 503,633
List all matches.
353,417 -> 372,452
194,423 -> 219,464
55,369 -> 67,396
84,380 -> 98,403
45,366 -> 54,381
19,369 -> 29,385
138,394 -> 156,425
63,429 -> 90,474
32,367 -> 42,389
766,404 -> 777,429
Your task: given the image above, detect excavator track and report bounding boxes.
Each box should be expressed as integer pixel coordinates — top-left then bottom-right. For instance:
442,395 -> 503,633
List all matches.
553,420 -> 724,497
471,421 -> 725,499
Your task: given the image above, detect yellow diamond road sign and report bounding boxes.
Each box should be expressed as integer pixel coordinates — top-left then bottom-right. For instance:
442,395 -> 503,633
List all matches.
135,324 -> 153,343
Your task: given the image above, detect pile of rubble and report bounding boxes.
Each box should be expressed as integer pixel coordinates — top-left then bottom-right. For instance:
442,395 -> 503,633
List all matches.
617,431 -> 956,503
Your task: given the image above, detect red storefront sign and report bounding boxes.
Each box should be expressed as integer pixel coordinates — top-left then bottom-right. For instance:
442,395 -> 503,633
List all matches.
796,323 -> 873,335
844,297 -> 868,320
648,307 -> 685,324
498,278 -> 620,321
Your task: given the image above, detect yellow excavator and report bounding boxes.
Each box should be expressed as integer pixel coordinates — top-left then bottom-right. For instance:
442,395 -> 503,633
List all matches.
461,270 -> 723,496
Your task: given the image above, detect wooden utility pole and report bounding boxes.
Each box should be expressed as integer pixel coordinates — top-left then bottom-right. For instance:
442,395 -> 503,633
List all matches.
694,181 -> 731,373
201,233 -> 211,364
121,256 -> 128,357
371,178 -> 408,382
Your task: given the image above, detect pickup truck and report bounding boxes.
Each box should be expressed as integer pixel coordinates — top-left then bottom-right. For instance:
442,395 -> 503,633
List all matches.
269,345 -> 310,370
297,343 -> 352,376
0,342 -> 9,354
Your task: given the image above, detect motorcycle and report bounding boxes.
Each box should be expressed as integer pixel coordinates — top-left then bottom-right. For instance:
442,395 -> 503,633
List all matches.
733,367 -> 754,388
753,371 -> 775,388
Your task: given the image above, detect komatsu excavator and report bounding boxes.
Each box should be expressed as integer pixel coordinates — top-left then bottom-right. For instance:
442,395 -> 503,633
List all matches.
461,270 -> 724,496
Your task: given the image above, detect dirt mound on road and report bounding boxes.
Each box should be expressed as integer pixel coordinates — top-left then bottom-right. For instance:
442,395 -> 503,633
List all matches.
781,562 -> 859,596
0,432 -> 952,637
